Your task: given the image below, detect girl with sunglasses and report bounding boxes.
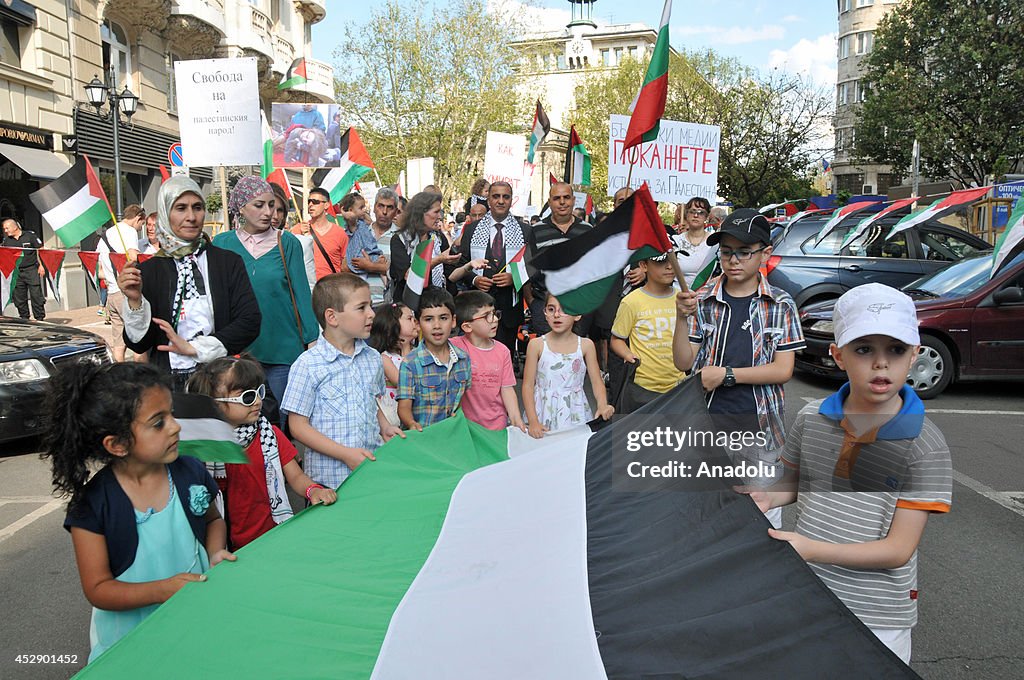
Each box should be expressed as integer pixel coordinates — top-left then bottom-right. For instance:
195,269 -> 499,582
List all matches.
187,357 -> 336,550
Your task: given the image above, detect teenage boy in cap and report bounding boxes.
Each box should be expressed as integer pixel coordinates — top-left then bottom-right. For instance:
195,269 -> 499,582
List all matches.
611,251 -> 685,412
749,283 -> 952,663
673,208 -> 805,526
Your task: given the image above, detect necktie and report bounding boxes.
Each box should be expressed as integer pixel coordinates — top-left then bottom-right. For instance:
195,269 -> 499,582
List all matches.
492,222 -> 505,270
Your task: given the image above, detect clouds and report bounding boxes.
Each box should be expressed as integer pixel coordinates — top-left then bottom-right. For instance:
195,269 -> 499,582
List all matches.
674,24 -> 786,45
767,33 -> 838,87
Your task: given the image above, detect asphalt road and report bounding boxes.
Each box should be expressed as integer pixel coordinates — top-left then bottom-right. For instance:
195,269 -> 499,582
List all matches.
1,373 -> 1021,679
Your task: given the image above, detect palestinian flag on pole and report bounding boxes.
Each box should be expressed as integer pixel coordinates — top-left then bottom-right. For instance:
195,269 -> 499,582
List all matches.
0,247 -> 24,310
811,201 -> 878,247
29,157 -> 111,247
508,245 -> 529,291
37,249 -> 66,303
76,380 -> 918,680
840,196 -> 919,250
689,243 -> 721,290
401,237 -> 434,311
624,0 -> 672,151
563,126 -> 591,187
526,100 -> 550,165
77,251 -> 102,293
278,58 -> 308,91
887,185 -> 992,240
532,183 -> 671,315
171,393 -> 247,464
549,171 -> 559,185
318,128 -> 374,204
991,199 -> 1024,278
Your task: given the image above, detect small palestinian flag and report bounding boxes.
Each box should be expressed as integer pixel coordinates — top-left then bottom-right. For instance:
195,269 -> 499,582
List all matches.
318,128 -> 374,204
563,126 -> 591,186
689,244 -> 721,290
840,196 -> 918,250
30,157 -> 112,247
38,249 -> 66,303
266,168 -> 293,200
991,199 -> 1024,278
533,183 -> 671,315
526,100 -> 550,165
812,201 -> 877,247
278,58 -> 308,91
0,247 -> 24,310
624,0 -> 672,151
508,245 -> 529,291
108,252 -> 153,277
171,392 -> 248,464
77,251 -> 102,293
77,380 -> 919,680
401,237 -> 434,311
548,171 -> 559,185
887,185 -> 992,240
159,165 -> 171,182
324,203 -> 343,227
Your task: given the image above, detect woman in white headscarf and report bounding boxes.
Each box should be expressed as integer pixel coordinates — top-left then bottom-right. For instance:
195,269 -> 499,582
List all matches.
118,176 -> 261,390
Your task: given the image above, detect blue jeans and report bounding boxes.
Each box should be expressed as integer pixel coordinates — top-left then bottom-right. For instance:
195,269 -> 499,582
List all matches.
262,363 -> 292,429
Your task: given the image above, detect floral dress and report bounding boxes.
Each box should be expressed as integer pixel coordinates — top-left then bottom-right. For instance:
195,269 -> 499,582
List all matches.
533,335 -> 590,432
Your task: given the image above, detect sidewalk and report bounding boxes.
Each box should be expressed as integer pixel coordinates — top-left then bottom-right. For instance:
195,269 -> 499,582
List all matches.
45,304 -> 111,336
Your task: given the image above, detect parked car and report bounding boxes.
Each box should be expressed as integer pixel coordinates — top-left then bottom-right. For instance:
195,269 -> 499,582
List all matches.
767,215 -> 992,309
0,316 -> 111,443
795,251 -> 1024,398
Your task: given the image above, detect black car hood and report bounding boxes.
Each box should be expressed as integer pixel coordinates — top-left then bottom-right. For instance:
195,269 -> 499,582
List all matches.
0,316 -> 105,357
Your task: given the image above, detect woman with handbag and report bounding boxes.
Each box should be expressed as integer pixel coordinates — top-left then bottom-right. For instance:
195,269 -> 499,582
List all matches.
213,176 -> 318,411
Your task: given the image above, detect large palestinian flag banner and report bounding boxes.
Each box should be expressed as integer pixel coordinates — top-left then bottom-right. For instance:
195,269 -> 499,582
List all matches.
75,379 -> 917,679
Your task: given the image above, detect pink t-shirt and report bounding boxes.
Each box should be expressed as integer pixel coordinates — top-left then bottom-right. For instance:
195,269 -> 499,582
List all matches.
451,335 -> 516,430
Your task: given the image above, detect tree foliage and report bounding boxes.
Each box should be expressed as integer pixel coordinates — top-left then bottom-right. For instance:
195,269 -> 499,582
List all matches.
569,50 -> 831,209
856,0 -> 1024,186
332,0 -> 528,200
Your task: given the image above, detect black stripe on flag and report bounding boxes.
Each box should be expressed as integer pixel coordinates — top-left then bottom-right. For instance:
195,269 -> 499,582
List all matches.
530,194 -> 634,271
584,378 -> 920,679
172,392 -> 230,422
28,158 -> 88,213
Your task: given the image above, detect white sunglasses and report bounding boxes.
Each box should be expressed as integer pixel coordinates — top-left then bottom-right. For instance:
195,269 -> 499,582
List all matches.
213,384 -> 266,406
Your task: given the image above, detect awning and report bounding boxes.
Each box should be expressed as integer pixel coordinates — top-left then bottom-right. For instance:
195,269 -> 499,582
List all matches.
0,143 -> 70,180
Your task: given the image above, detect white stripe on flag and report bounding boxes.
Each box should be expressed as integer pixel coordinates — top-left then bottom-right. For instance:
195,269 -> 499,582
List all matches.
546,231 -> 631,296
370,428 -> 606,679
41,184 -> 102,230
177,417 -> 237,443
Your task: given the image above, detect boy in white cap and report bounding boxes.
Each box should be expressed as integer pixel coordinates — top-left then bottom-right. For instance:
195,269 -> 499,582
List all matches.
752,282 -> 952,663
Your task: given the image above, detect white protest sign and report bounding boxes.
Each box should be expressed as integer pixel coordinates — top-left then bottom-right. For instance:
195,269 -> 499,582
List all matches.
359,181 -> 379,209
174,58 -> 262,166
607,114 -> 720,204
406,158 -> 435,195
484,131 -> 531,213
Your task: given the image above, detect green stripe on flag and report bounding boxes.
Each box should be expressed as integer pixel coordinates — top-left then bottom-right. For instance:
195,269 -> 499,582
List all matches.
54,199 -> 110,247
177,439 -> 248,464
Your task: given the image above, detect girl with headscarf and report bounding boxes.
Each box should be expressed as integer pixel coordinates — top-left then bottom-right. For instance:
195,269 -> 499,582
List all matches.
213,176 -> 317,410
118,176 -> 261,391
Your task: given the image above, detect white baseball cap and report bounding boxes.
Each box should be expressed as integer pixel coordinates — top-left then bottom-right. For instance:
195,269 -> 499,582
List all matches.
833,283 -> 920,348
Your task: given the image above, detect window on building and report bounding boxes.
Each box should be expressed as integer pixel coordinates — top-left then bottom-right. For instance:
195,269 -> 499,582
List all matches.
600,49 -> 611,67
855,0 -> 874,7
838,35 -> 850,59
855,80 -> 868,102
0,19 -> 20,67
614,47 -> 623,65
836,172 -> 864,195
629,46 -> 639,60
856,31 -> 873,55
839,0 -> 851,12
556,54 -> 566,70
101,20 -> 131,88
166,52 -> 180,114
837,82 -> 849,106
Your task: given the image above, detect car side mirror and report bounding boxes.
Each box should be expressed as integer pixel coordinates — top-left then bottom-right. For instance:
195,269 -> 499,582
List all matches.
993,287 -> 1024,305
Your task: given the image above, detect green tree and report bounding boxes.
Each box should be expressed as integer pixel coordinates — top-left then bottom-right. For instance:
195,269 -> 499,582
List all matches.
333,0 -> 528,200
569,50 -> 830,209
856,0 -> 1024,186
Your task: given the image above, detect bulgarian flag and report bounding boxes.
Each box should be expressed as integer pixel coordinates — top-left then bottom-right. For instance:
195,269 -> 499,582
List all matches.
508,245 -> 529,291
37,249 -> 66,303
318,128 -> 374,204
75,380 -> 918,679
526,100 -> 550,164
0,247 -> 24,310
840,196 -> 919,250
887,185 -> 992,240
624,0 -> 672,151
563,126 -> 591,186
811,201 -> 878,247
401,237 -> 434,311
278,57 -> 308,90
29,157 -> 112,247
991,199 -> 1024,278
532,183 -> 671,315
77,251 -> 102,293
171,393 -> 247,464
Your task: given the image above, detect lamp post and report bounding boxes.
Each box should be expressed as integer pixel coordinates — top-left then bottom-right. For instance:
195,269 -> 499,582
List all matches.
84,67 -> 139,220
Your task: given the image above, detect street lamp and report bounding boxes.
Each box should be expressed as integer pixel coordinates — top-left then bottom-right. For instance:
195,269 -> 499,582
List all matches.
84,68 -> 139,219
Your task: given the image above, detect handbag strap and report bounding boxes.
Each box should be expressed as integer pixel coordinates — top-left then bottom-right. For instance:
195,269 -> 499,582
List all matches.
308,225 -> 337,273
278,232 -> 305,344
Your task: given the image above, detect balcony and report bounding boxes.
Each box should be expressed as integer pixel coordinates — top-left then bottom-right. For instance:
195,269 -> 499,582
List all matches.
273,35 -> 295,71
232,4 -> 274,60
296,0 -> 327,24
169,0 -> 226,36
303,58 -> 335,103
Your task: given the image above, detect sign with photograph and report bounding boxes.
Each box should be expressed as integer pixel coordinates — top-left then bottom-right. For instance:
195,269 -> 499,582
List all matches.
270,103 -> 345,169
174,58 -> 262,166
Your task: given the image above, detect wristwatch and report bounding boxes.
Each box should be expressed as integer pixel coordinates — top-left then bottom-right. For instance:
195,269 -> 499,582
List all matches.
722,367 -> 736,387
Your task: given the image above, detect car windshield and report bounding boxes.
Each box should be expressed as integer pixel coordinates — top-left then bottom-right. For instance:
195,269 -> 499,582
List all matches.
903,252 -> 1023,297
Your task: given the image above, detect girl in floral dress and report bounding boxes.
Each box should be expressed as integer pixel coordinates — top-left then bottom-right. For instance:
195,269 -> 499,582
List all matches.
523,294 -> 614,437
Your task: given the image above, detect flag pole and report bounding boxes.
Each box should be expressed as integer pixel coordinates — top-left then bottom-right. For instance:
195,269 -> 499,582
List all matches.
372,167 -> 383,187
668,251 -> 689,293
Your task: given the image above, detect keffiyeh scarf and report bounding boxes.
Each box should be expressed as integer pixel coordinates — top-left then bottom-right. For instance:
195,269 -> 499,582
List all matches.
470,213 -> 526,299
233,416 -> 293,525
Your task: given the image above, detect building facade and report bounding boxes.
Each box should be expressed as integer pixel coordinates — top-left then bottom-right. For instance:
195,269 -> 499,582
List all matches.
0,0 -> 333,309
832,0 -> 902,196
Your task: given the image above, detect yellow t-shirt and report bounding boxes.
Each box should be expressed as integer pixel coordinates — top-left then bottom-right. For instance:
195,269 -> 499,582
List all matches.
611,287 -> 683,393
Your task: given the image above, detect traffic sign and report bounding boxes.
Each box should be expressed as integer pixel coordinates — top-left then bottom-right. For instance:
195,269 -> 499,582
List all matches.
168,143 -> 184,167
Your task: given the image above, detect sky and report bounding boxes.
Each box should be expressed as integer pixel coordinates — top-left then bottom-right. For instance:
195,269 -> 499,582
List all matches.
311,0 -> 838,88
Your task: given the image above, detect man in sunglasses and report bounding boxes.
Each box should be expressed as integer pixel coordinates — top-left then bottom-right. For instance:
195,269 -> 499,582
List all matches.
671,208 -> 805,528
291,187 -> 349,281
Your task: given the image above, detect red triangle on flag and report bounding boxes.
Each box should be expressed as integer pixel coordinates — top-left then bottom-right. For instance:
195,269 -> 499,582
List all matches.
37,249 -> 66,277
77,251 -> 100,279
294,58 -> 307,79
0,246 -> 23,277
345,128 -> 375,169
266,168 -> 293,199
627,184 -> 673,253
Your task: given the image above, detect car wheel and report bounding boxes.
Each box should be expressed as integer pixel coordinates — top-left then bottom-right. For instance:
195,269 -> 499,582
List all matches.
908,336 -> 954,399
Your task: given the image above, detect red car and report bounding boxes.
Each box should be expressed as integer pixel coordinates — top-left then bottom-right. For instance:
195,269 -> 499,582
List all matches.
796,251 -> 1024,398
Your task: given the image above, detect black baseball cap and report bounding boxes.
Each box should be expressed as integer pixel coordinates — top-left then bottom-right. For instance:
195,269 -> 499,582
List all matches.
707,208 -> 771,246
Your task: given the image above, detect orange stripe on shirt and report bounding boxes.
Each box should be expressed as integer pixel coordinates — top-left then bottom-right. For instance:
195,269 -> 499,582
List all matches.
896,500 -> 951,513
